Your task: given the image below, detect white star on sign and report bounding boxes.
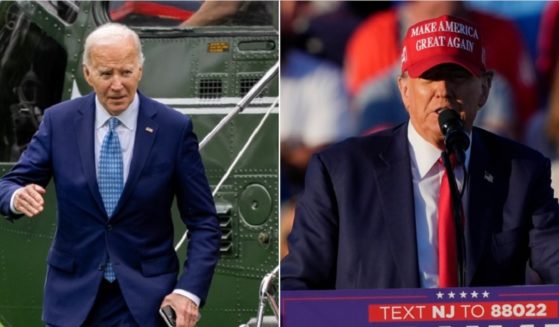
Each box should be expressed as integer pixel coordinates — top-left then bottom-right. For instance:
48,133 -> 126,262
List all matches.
482,291 -> 490,298
471,291 -> 479,298
460,291 -> 468,298
436,291 -> 444,299
448,291 -> 456,299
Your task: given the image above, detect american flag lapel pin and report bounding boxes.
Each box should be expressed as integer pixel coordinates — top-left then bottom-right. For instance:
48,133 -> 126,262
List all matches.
484,171 -> 494,183
145,127 -> 154,133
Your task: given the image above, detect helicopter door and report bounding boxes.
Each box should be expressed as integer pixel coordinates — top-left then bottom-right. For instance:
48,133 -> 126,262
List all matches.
0,2 -> 67,161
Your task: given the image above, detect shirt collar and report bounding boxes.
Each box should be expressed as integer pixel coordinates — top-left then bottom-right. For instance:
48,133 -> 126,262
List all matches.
407,122 -> 472,178
95,93 -> 139,130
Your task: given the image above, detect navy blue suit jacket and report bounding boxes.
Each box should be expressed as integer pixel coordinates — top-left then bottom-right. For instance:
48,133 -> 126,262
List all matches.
281,123 -> 559,290
0,93 -> 221,326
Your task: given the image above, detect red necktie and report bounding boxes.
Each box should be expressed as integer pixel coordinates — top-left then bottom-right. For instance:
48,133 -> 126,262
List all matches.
438,156 -> 458,287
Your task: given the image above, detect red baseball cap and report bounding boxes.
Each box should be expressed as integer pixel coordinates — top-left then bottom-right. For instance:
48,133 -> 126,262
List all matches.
401,15 -> 486,78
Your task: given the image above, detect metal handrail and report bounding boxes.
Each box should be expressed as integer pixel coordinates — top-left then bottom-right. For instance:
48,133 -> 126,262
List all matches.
175,98 -> 277,251
256,265 -> 279,327
174,61 -> 279,251
199,61 -> 279,150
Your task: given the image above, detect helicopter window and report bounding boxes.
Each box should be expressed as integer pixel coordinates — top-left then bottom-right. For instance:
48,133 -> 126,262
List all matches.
0,3 -> 67,162
108,1 -> 277,28
37,0 -> 79,24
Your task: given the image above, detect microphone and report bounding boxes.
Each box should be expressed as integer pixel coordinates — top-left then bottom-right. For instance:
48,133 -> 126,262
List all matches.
438,109 -> 470,164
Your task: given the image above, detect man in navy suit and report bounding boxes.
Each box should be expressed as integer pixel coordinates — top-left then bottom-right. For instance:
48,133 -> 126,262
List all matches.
0,23 -> 220,327
281,15 -> 559,290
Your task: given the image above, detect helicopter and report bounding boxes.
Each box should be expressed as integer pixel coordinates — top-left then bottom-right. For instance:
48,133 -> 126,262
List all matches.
0,1 -> 278,326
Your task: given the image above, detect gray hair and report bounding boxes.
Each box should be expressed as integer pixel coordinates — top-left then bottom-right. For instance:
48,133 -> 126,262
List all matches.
82,23 -> 145,67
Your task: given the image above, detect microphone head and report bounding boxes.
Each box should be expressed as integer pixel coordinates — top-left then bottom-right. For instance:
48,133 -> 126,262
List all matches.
438,108 -> 461,134
437,108 -> 470,154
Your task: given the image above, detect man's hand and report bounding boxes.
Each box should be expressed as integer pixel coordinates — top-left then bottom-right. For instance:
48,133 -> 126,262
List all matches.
161,293 -> 200,327
14,184 -> 46,217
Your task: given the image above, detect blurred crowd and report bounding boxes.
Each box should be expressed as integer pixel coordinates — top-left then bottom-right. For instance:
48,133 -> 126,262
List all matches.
280,1 -> 559,258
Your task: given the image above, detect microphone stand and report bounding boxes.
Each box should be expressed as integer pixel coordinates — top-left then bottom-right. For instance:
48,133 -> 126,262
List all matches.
441,150 -> 467,287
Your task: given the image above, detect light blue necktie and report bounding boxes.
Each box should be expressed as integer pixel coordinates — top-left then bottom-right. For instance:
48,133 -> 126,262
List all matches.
98,117 -> 123,282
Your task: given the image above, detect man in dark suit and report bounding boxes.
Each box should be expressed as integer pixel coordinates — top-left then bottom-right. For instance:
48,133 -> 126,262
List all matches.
0,23 -> 220,327
281,15 -> 559,290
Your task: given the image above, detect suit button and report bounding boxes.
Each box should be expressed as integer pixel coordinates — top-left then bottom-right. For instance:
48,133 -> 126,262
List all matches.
106,224 -> 113,231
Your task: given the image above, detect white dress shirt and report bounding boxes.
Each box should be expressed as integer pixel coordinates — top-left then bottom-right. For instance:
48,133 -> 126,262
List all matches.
407,123 -> 471,288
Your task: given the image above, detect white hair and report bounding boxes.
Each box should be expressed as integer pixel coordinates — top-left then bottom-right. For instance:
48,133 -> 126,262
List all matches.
82,23 -> 145,67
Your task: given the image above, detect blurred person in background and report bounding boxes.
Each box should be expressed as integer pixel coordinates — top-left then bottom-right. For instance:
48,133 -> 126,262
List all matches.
280,1 -> 356,257
298,2 -> 390,68
180,1 -> 273,27
525,63 -> 559,197
535,1 -> 559,99
525,1 -> 559,197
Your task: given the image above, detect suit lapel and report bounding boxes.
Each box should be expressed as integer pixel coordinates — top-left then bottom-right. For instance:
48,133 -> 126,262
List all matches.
464,129 -> 497,285
74,94 -> 106,218
112,94 -> 158,219
370,123 -> 420,287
